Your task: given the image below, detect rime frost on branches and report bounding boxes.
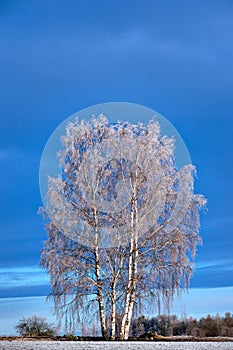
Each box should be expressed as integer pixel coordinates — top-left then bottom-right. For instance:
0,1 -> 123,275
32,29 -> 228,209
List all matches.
41,115 -> 206,339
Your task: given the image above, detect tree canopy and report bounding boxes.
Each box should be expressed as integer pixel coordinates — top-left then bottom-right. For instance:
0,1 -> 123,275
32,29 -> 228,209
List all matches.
41,115 -> 206,339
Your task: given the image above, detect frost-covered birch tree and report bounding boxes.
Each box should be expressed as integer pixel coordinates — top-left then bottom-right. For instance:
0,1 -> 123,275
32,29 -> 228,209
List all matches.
40,115 -> 206,340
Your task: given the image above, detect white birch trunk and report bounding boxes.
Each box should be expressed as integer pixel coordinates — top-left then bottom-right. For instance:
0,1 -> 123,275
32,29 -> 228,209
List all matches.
120,202 -> 135,339
94,208 -> 108,339
110,280 -> 116,340
94,243 -> 108,339
124,196 -> 139,339
120,189 -> 139,340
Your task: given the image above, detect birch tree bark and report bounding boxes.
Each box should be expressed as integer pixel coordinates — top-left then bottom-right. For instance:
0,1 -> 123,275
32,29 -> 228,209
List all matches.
94,233 -> 108,339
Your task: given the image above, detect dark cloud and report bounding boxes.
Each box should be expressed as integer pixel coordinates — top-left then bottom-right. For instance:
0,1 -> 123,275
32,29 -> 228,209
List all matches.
191,260 -> 233,288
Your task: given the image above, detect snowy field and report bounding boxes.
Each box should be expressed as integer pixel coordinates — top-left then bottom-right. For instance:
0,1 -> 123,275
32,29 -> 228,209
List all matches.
0,341 -> 233,350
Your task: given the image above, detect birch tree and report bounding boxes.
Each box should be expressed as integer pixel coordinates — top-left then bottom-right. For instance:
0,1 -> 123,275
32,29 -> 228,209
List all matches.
40,115 -> 206,339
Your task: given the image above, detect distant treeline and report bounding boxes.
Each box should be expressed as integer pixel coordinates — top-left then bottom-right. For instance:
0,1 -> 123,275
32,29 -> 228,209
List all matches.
131,312 -> 233,338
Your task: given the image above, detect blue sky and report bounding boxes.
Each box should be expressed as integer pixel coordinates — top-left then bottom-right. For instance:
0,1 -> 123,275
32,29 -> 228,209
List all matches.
0,0 -> 233,334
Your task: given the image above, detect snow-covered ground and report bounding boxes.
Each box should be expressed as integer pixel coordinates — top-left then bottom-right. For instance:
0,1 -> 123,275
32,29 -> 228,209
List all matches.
0,341 -> 233,350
